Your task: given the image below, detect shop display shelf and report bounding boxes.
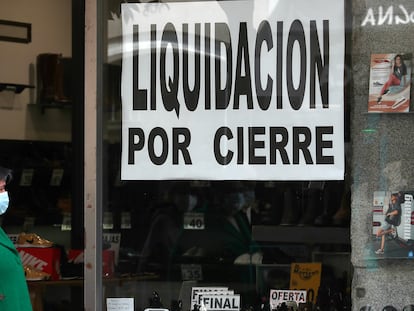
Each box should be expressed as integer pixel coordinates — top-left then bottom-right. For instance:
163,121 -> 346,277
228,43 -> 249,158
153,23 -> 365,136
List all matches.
252,225 -> 350,244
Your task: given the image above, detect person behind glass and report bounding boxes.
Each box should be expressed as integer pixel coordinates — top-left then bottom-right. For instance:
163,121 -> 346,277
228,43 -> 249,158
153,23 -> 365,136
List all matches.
375,192 -> 402,255
0,167 -> 32,310
377,54 -> 407,103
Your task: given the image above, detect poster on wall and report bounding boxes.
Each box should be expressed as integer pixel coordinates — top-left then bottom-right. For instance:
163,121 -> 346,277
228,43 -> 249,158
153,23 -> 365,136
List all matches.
367,190 -> 414,259
368,53 -> 412,113
120,0 -> 345,180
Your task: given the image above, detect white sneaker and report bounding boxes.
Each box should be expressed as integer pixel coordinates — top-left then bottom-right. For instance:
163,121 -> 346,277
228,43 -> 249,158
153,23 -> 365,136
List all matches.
234,253 -> 251,265
251,252 -> 263,265
375,249 -> 384,255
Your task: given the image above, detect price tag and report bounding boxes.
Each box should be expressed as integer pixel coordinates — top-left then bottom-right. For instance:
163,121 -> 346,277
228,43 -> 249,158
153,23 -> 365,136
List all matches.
121,212 -> 132,229
183,212 -> 205,230
103,212 -> 114,230
61,212 -> 72,231
20,169 -> 34,186
181,264 -> 203,281
50,168 -> 64,186
107,298 -> 134,311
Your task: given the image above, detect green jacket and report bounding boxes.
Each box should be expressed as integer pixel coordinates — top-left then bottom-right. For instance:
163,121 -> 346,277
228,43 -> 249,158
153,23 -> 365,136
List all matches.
0,228 -> 32,310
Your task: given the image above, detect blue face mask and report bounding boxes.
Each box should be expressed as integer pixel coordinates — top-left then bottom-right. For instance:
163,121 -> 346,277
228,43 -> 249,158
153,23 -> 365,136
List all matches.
0,191 -> 10,215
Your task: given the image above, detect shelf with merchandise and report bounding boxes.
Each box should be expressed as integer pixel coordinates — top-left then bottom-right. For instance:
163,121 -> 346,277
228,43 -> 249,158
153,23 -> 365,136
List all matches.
0,82 -> 34,94
252,225 -> 350,244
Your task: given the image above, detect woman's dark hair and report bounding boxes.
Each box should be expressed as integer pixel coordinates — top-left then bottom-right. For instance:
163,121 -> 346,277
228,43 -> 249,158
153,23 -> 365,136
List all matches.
395,54 -> 405,63
0,167 -> 13,184
394,54 -> 407,75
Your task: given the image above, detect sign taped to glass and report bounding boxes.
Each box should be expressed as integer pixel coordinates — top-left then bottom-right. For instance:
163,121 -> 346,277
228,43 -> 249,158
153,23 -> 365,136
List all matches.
121,0 -> 345,180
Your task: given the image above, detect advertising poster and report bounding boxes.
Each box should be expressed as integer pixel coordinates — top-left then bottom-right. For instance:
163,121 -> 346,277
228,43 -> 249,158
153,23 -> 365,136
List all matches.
368,53 -> 412,113
289,262 -> 321,304
368,191 -> 414,259
120,0 -> 345,181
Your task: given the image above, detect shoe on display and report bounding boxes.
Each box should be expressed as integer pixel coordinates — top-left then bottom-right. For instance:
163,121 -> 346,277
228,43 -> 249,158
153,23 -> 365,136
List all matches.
17,232 -> 54,248
234,252 -> 263,265
315,181 -> 344,226
182,246 -> 205,257
383,306 -> 397,311
403,305 -> 414,311
149,291 -> 163,308
234,253 -> 251,265
171,300 -> 183,311
298,188 -> 322,226
375,248 -> 384,255
298,302 -> 313,311
314,213 -> 331,226
24,265 -> 51,281
251,252 -> 263,265
332,190 -> 351,226
279,188 -> 301,225
253,183 -> 283,225
285,301 -> 298,311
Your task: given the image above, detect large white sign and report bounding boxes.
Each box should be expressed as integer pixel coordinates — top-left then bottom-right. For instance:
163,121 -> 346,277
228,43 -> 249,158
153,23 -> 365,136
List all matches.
121,0 -> 345,180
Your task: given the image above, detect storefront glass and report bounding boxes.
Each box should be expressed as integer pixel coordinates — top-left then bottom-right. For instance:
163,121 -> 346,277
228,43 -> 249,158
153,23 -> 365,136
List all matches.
97,1 -> 351,310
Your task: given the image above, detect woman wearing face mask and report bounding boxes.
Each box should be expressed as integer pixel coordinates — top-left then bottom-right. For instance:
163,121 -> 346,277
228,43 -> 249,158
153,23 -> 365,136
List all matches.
0,167 -> 32,310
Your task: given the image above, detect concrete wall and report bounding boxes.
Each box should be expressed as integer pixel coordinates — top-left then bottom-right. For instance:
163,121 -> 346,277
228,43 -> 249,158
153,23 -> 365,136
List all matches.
350,1 -> 414,309
0,0 -> 72,142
